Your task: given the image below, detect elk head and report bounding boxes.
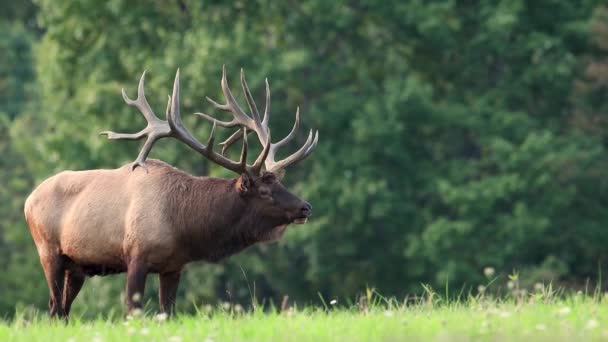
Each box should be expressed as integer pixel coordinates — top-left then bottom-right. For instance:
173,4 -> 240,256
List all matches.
236,170 -> 313,241
100,66 -> 318,237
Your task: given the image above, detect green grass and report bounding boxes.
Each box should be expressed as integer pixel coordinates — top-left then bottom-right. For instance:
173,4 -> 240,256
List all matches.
3,294 -> 608,341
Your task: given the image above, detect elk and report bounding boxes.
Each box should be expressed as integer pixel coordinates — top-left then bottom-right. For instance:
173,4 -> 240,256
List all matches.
24,66 -> 318,318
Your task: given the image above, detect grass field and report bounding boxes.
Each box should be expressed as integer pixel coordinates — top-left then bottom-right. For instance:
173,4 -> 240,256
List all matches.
2,291 -> 608,342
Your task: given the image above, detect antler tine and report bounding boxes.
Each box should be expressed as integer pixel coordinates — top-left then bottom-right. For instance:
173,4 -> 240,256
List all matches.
219,65 -> 253,125
100,70 -> 171,171
122,70 -> 156,122
240,69 -> 263,127
273,107 -> 300,149
307,130 -> 319,154
195,65 -> 256,129
205,93 -> 230,111
252,129 -> 272,174
262,78 -> 270,127
168,69 -> 182,130
165,94 -> 171,118
266,129 -> 319,173
196,109 -> 240,128
206,120 -> 217,147
219,128 -> 248,155
239,128 -> 248,171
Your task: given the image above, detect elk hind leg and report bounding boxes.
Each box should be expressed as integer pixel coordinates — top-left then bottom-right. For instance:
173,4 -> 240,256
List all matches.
40,254 -> 67,318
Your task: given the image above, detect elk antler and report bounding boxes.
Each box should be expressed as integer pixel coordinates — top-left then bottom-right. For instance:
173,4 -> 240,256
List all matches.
196,66 -> 318,176
100,70 -> 270,174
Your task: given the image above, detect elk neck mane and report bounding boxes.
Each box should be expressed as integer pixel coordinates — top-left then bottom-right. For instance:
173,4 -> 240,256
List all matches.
149,160 -> 260,261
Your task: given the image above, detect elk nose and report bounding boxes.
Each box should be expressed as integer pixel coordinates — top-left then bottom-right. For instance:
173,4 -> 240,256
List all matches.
301,202 -> 312,217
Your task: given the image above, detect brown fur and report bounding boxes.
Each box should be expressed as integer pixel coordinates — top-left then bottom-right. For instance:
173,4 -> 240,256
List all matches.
24,159 -> 311,318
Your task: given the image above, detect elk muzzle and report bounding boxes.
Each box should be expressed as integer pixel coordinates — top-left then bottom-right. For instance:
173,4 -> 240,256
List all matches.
292,201 -> 312,224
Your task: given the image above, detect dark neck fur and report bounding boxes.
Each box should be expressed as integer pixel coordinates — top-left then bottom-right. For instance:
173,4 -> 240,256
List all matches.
159,166 -> 263,263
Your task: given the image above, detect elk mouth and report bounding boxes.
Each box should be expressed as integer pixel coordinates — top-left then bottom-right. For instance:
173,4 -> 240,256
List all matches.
262,224 -> 289,242
263,217 -> 307,242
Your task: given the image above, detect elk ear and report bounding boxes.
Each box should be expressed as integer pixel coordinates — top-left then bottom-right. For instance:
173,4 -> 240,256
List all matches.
236,173 -> 252,196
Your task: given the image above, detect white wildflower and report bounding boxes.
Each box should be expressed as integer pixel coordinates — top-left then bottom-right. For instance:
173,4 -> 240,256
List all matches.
330,299 -> 337,305
130,308 -> 143,318
487,307 -> 500,315
155,313 -> 168,322
586,319 -> 599,330
556,307 -> 571,317
483,267 -> 495,278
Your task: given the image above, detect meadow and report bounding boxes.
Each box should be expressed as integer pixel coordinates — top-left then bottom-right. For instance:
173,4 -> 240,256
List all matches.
3,289 -> 608,342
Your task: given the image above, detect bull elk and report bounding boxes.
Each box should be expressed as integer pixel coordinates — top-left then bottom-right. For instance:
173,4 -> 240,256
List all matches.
24,66 -> 318,318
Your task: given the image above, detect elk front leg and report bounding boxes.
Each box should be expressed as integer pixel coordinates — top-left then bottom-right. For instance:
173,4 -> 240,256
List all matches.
62,270 -> 86,317
159,271 -> 181,316
126,260 -> 148,313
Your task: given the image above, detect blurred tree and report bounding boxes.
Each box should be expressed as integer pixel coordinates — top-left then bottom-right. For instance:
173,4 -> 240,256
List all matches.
0,12 -> 46,314
0,22 -> 35,119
